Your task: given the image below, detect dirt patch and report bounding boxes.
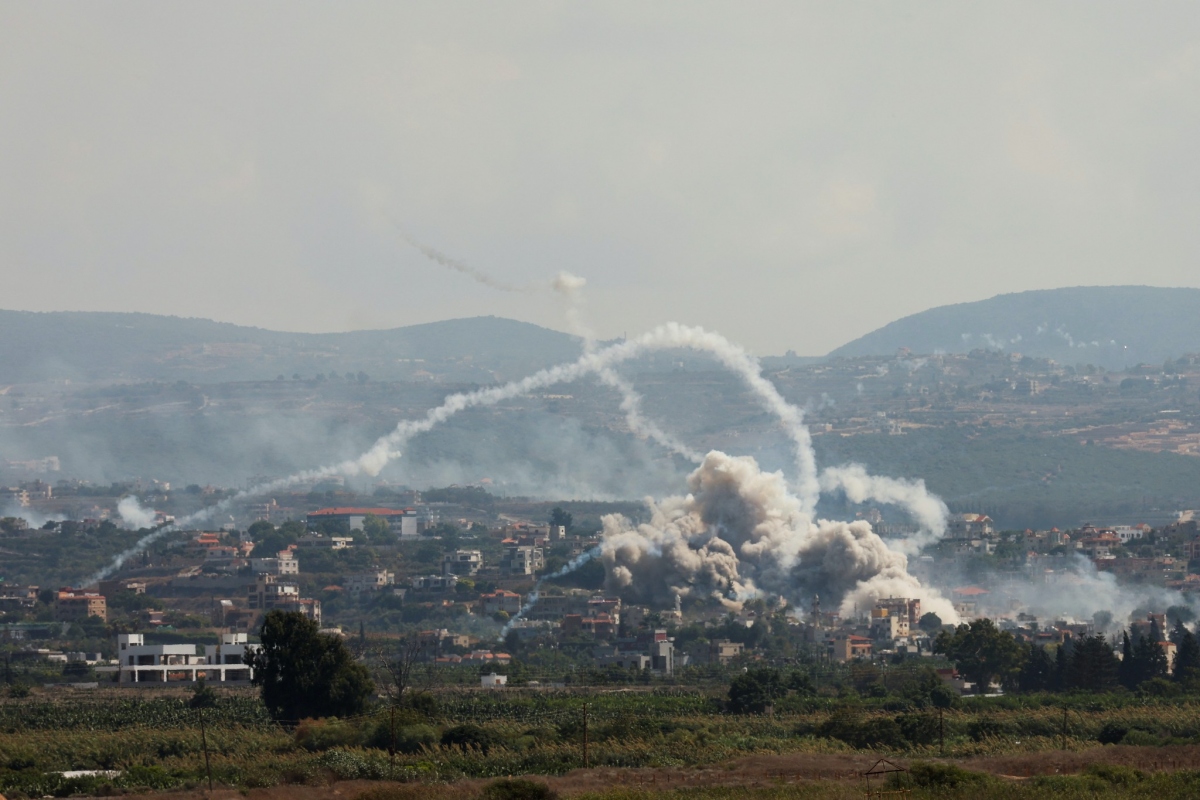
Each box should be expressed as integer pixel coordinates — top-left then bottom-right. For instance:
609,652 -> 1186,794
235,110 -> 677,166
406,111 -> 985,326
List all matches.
83,745 -> 1200,800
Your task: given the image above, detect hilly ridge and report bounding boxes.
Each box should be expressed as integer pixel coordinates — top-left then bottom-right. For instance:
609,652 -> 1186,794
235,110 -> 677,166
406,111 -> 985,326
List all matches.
828,286 -> 1200,369
0,311 -> 581,384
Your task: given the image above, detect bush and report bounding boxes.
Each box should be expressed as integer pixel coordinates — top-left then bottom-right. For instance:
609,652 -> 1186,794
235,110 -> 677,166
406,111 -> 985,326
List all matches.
441,723 -> 504,753
480,778 -> 558,800
295,717 -> 363,751
967,718 -> 1006,742
903,761 -> 990,789
818,712 -> 906,749
896,713 -> 939,746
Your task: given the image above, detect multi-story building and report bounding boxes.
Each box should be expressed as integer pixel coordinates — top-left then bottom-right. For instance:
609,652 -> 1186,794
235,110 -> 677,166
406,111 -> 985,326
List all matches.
480,589 -> 522,615
306,507 -> 417,537
247,576 -> 321,624
55,589 -> 106,622
830,634 -> 873,662
948,514 -> 994,539
442,550 -> 483,576
250,550 -> 300,576
501,545 -> 543,575
296,533 -> 353,550
411,574 -> 458,592
113,633 -> 258,684
345,570 -> 395,593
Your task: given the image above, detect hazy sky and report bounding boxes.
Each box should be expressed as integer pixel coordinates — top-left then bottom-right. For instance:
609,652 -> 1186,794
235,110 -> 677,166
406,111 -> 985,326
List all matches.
2,3 -> 1199,355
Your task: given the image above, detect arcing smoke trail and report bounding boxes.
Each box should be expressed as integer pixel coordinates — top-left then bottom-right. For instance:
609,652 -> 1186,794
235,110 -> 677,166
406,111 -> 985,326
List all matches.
552,271 -> 703,464
88,322 -> 948,584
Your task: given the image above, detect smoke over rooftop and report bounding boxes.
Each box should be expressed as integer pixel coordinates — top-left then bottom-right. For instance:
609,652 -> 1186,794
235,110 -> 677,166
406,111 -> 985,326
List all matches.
602,450 -> 958,622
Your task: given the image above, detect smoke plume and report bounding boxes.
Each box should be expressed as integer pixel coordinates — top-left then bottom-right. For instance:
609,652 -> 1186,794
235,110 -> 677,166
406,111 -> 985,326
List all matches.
117,495 -> 157,529
601,451 -> 958,622
90,321 -> 949,611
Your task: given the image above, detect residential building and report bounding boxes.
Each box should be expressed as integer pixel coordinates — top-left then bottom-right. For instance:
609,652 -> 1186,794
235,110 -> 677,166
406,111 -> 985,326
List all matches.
345,570 -> 395,593
306,507 -> 417,537
830,634 -> 873,662
296,533 -> 353,550
55,589 -> 106,622
709,639 -> 744,665
112,633 -> 258,684
501,545 -> 544,575
948,514 -> 994,539
442,550 -> 483,576
247,576 -> 321,624
480,590 -> 522,615
250,550 -> 300,576
411,574 -> 458,592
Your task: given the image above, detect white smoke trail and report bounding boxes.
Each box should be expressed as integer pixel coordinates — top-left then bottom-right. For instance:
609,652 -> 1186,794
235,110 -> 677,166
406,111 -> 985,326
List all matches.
88,324 -> 946,587
498,545 -> 603,641
117,496 -> 157,530
818,465 -> 949,553
551,270 -> 703,464
395,225 -> 528,293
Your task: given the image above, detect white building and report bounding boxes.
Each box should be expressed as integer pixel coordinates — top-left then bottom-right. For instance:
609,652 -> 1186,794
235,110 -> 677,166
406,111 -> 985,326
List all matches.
481,672 -> 507,688
345,570 -> 395,593
110,633 -> 258,684
411,574 -> 458,591
250,550 -> 299,576
442,550 -> 483,576
501,545 -> 544,575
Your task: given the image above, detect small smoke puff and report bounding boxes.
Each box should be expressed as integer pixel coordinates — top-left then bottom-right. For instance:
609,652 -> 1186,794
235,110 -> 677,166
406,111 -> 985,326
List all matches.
552,271 -> 587,297
117,496 -> 157,530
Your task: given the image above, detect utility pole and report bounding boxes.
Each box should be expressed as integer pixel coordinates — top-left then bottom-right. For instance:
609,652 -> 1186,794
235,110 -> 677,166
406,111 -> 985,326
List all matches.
389,704 -> 397,779
198,709 -> 213,792
583,702 -> 589,769
938,707 -> 944,757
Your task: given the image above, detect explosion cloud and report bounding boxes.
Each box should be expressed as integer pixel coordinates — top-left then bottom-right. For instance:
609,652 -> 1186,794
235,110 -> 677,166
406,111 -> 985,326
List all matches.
601,451 -> 958,622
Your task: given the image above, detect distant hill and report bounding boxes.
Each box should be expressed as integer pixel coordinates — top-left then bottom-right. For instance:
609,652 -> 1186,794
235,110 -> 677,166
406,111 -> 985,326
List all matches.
0,311 -> 581,384
828,286 -> 1200,369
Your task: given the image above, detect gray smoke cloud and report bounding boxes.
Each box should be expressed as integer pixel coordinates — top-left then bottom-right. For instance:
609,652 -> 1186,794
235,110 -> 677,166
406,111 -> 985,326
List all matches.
601,450 -> 958,622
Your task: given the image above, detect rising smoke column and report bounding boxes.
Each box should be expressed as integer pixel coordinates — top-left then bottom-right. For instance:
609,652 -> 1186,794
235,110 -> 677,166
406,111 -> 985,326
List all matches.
601,451 -> 958,622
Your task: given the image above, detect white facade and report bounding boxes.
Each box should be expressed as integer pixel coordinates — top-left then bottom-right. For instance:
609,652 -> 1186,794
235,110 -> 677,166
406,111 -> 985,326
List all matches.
411,574 -> 458,591
250,551 -> 299,575
481,672 -> 507,687
111,633 -> 258,684
345,570 -> 395,593
443,550 -> 483,576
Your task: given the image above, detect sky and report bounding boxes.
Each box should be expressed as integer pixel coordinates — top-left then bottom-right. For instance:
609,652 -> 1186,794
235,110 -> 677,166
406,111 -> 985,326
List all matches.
2,3 -> 1199,356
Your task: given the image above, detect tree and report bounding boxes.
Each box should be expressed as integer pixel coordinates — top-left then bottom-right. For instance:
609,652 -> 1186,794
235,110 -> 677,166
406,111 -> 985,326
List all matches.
728,666 -> 787,713
1018,644 -> 1052,692
246,610 -> 374,722
934,618 -> 1024,694
549,507 -> 573,531
361,514 -> 391,544
1173,625 -> 1200,685
918,612 -> 943,634
1066,634 -> 1118,693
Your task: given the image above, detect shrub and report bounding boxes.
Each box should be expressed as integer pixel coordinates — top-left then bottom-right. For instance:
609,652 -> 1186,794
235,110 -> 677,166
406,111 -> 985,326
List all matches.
480,778 -> 558,800
903,761 -> 990,789
967,718 -> 1006,742
896,712 -> 939,746
441,723 -> 504,753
